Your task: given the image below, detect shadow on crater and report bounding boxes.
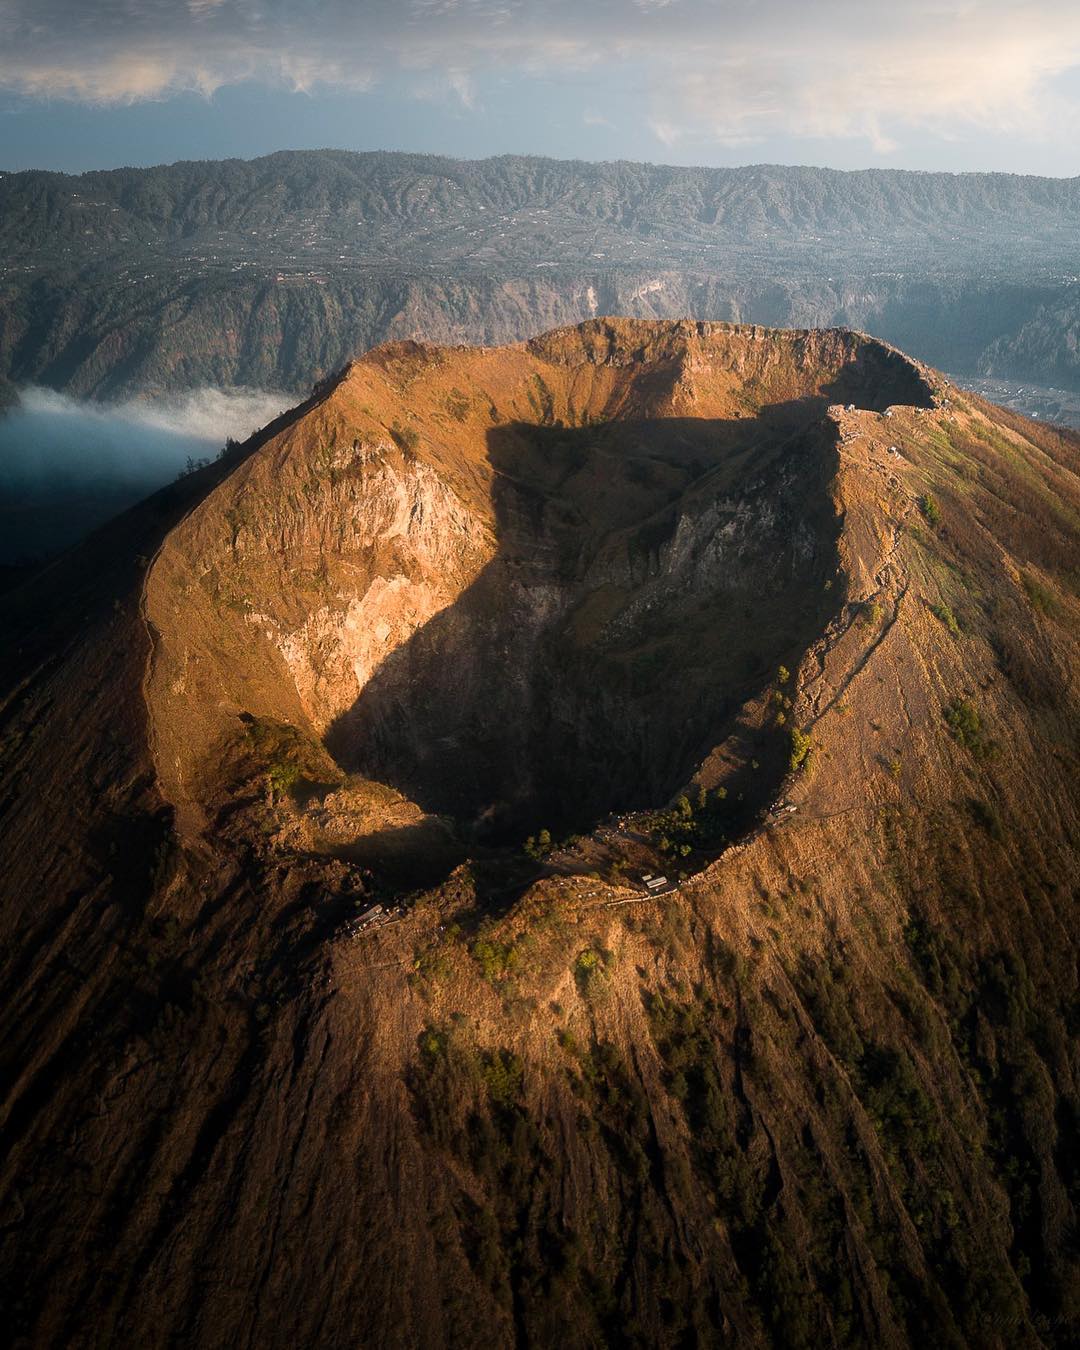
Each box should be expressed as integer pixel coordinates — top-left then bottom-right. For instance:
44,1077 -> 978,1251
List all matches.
324,384 -> 865,867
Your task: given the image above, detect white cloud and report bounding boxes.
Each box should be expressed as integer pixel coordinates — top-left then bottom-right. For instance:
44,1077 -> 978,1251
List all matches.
0,381 -> 284,480
2,1 -> 1080,156
644,7 -> 1080,153
0,384 -> 288,560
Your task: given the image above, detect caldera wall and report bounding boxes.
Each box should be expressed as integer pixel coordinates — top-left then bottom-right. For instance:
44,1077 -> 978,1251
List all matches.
144,320 -> 934,838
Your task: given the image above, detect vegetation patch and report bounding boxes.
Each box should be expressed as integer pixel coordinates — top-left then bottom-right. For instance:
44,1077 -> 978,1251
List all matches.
1021,572 -> 1061,620
471,930 -> 520,983
920,492 -> 943,527
930,602 -> 961,636
789,726 -> 813,772
523,828 -> 553,861
573,946 -> 610,999
232,714 -> 340,804
944,698 -> 991,757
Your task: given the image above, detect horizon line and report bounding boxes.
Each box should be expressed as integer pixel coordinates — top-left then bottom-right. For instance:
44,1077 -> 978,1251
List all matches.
3,146 -> 1079,183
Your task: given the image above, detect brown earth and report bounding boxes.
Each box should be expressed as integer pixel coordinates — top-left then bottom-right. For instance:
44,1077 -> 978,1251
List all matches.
0,319 -> 1077,1348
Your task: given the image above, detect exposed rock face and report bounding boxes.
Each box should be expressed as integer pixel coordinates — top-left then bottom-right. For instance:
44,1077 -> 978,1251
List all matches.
1,320 -> 1078,1350
145,320 -> 931,837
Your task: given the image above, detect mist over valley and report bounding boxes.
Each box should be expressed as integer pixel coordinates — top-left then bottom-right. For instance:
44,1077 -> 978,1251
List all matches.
0,384 -> 286,563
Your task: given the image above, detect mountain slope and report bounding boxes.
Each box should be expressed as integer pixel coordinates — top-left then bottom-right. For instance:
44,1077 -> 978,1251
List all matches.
3,151 -> 1080,399
0,320 -> 1077,1348
4,152 -> 1080,256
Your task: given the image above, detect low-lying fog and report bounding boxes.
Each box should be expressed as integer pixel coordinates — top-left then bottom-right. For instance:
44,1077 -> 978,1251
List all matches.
0,385 -> 289,566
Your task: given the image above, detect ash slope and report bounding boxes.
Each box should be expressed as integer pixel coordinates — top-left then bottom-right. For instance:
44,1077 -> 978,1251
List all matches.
0,320 -> 1079,1349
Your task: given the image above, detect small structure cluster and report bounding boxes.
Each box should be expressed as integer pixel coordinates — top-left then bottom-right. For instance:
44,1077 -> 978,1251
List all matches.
342,903 -> 406,939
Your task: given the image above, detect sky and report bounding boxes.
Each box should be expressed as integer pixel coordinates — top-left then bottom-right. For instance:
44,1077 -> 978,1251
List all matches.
2,1 -> 1080,176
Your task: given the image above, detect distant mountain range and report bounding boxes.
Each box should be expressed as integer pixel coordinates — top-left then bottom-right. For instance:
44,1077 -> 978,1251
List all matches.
2,150 -> 1080,399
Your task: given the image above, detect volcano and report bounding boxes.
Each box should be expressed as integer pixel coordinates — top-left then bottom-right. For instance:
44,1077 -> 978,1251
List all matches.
1,320 -> 1078,1348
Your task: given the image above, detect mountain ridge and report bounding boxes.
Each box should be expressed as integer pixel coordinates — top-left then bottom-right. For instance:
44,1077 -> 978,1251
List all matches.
6,150 -> 1080,245
4,150 -> 1080,405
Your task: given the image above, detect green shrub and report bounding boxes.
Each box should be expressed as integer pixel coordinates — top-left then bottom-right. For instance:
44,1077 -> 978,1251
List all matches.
267,760 -> 301,799
420,1028 -> 447,1058
1021,573 -> 1060,619
944,697 -> 984,753
858,1043 -> 937,1154
574,947 -> 608,998
920,493 -> 942,527
523,828 -> 553,860
931,602 -> 961,636
789,726 -> 812,772
641,793 -> 705,851
472,937 -> 519,983
413,950 -> 453,985
481,1049 -> 524,1106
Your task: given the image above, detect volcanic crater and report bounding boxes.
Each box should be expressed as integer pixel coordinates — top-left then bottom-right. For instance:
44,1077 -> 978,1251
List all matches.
144,319 -> 935,858
5,318 -> 1080,1350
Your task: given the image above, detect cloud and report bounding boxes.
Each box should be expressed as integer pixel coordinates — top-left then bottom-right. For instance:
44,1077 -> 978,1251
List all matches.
2,1 -> 1080,156
0,385 -> 286,560
0,385 -> 286,486
642,7 -> 1080,152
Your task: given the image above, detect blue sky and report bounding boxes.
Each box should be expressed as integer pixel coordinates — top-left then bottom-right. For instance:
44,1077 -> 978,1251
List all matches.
3,1 -> 1080,175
